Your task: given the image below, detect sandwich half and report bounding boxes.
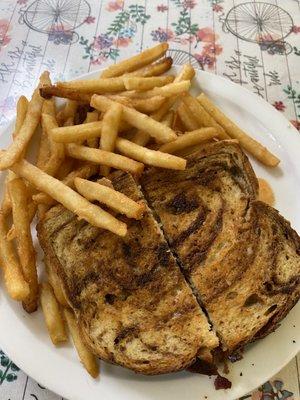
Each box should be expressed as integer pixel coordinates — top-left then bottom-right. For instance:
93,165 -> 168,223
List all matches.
37,171 -> 218,374
142,141 -> 300,354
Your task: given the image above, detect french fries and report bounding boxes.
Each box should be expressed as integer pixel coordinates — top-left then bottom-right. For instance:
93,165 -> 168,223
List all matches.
50,121 -> 103,143
40,282 -> 68,345
131,64 -> 195,146
0,212 -> 29,301
91,95 -> 177,144
85,111 -> 99,148
177,103 -> 199,131
8,178 -> 38,312
2,96 -> 29,215
182,94 -> 229,140
100,103 -> 122,176
10,159 -> 127,237
107,95 -> 165,114
33,163 -> 98,207
123,75 -> 174,91
0,72 -> 48,170
197,93 -> 280,167
125,57 -> 173,77
159,128 -> 218,154
63,308 -> 99,378
100,42 -> 168,78
75,178 -> 145,219
46,266 -> 69,307
115,138 -> 186,170
66,143 -> 144,176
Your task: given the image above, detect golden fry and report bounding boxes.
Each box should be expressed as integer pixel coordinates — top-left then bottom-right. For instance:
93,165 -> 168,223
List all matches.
197,93 -> 280,167
100,42 -> 168,78
124,57 -> 173,77
182,94 -> 229,139
0,72 -> 48,170
121,80 -> 191,99
159,128 -> 218,154
0,212 -> 29,301
50,121 -> 103,143
66,143 -> 144,176
123,75 -> 174,91
40,282 -> 68,345
46,265 -> 69,307
75,178 -> 145,220
8,178 -> 38,312
100,103 -> 122,176
115,138 -> 186,170
56,77 -> 127,94
161,110 -> 175,128
40,86 -> 90,105
177,103 -> 199,131
91,95 -> 177,144
107,95 -> 165,114
85,111 -> 99,148
10,159 -> 127,236
64,308 -> 99,378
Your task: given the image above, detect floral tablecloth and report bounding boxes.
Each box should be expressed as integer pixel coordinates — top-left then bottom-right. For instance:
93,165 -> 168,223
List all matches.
0,0 -> 299,399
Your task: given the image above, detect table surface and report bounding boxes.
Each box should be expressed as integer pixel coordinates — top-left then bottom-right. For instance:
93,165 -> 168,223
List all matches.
0,0 -> 299,399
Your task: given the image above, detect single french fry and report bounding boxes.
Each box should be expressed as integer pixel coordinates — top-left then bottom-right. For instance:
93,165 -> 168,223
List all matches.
0,72 -> 48,170
8,178 -> 38,313
2,96 -> 29,215
10,159 -> 127,236
46,266 -> 69,307
0,212 -> 29,301
107,95 -> 165,114
36,130 -> 50,170
100,103 -> 122,176
258,178 -> 275,206
100,42 -> 168,78
63,308 -> 99,378
161,111 -> 175,128
91,95 -> 177,144
75,178 -> 145,220
6,200 -> 37,242
197,93 -> 280,167
42,113 -> 65,177
159,128 -> 218,154
124,75 -> 174,91
121,81 -> 191,100
131,64 -> 195,146
66,143 -> 144,176
40,86 -> 91,105
85,111 -> 99,148
50,121 -> 103,143
177,103 -> 199,131
182,94 -> 229,140
115,138 -> 186,170
40,282 -> 68,345
56,100 -> 78,126
56,77 -> 128,94
124,57 -> 173,77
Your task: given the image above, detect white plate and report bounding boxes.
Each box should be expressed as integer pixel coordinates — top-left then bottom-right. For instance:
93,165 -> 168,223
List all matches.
0,68 -> 299,400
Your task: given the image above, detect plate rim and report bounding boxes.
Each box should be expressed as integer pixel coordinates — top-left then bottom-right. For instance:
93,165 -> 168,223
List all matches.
0,66 -> 299,400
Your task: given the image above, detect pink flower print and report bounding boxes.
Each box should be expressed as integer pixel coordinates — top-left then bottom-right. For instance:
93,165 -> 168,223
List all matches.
194,52 -> 216,70
291,120 -> 300,131
183,0 -> 197,9
106,0 -> 124,12
196,27 -> 217,43
0,19 -> 11,48
291,25 -> 300,34
114,37 -> 132,47
212,4 -> 223,12
273,101 -> 286,111
203,43 -> 223,56
157,5 -> 168,12
84,16 -> 95,24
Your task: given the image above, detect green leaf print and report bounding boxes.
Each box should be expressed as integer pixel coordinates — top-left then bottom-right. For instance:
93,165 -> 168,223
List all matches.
128,5 -> 150,25
283,85 -> 300,118
107,11 -> 130,35
171,8 -> 198,36
0,351 -> 19,385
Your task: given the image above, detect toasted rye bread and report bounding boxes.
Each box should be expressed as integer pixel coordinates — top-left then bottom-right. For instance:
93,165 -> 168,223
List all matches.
37,172 -> 218,375
142,141 -> 300,354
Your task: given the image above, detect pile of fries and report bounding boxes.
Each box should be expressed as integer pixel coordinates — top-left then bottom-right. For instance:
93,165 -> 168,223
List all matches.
0,42 -> 280,378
